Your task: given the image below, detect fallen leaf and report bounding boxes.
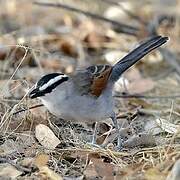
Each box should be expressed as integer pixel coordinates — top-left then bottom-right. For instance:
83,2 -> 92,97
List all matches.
19,157 -> 34,168
104,2 -> 135,21
166,159 -> 180,180
34,153 -> 49,169
83,162 -> 99,180
156,118 -> 179,134
115,163 -> 144,179
114,77 -> 129,93
104,50 -> 127,65
0,163 -> 22,179
83,31 -> 110,49
0,139 -> 23,156
28,104 -> 48,122
63,175 -> 84,180
145,120 -> 163,135
125,68 -> 155,94
59,39 -> 78,57
35,124 -> 61,150
127,78 -> 155,94
125,67 -> 142,81
145,168 -> 166,180
84,153 -> 115,180
33,153 -> 62,179
115,68 -> 156,94
123,133 -> 156,148
38,166 -> 63,180
41,59 -> 62,70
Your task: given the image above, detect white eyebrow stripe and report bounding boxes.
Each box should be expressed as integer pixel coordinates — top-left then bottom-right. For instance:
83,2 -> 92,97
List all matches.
98,65 -> 106,74
39,74 -> 68,91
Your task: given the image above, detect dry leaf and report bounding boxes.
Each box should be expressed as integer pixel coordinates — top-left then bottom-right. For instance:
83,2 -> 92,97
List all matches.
84,153 -> 115,180
59,39 -> 78,57
83,162 -> 99,179
0,164 -> 22,179
145,168 -> 166,180
63,175 -> 84,180
166,159 -> 180,180
34,154 -> 49,169
114,68 -> 155,94
125,67 -> 142,80
104,2 -> 135,21
34,154 -> 62,179
41,59 -> 62,70
156,118 -> 179,134
114,77 -> 129,92
123,133 -> 156,148
127,78 -> 155,94
83,31 -> 110,49
0,45 -> 8,61
19,157 -> 34,168
38,166 -> 63,180
128,68 -> 154,93
0,139 -> 23,156
104,50 -> 127,65
35,124 -> 61,150
145,120 -> 163,135
115,163 -> 144,179
16,132 -> 36,149
29,104 -> 48,122
145,118 -> 179,135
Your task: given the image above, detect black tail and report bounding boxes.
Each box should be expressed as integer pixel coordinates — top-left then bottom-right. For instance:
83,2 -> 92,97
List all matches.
110,36 -> 169,82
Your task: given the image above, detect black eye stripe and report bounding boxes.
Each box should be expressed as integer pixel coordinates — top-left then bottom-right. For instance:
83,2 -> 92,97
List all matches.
37,73 -> 64,87
38,76 -> 68,95
29,73 -> 69,98
39,74 -> 68,91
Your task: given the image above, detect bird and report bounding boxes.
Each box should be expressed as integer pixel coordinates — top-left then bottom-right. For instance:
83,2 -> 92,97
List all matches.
29,36 -> 168,149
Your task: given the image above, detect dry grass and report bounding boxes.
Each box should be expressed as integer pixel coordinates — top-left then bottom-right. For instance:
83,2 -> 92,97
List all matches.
0,0 -> 179,179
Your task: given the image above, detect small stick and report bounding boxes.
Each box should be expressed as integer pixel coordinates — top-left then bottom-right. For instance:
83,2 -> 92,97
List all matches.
12,104 -> 44,116
114,94 -> 180,99
0,157 -> 31,173
138,108 -> 180,116
33,1 -> 139,36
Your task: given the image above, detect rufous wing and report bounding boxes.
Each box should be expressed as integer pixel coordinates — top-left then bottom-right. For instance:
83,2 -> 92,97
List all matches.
88,65 -> 112,97
73,65 -> 112,97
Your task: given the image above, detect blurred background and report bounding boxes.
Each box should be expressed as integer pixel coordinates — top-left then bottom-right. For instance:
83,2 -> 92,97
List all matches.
0,0 -> 179,179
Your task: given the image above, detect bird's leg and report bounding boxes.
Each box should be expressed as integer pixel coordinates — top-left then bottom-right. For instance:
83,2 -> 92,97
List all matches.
110,112 -> 122,149
91,122 -> 99,144
86,122 -> 100,148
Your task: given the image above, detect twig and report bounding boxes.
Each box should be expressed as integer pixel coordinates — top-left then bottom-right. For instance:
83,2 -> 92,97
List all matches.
114,94 -> 180,99
137,108 -> 161,116
138,108 -> 180,116
99,0 -> 146,25
0,157 -> 31,173
147,15 -> 180,77
12,104 -> 44,116
33,1 -> 139,36
159,48 -> 180,76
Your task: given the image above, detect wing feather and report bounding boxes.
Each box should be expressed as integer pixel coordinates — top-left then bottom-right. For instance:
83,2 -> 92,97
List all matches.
72,65 -> 112,97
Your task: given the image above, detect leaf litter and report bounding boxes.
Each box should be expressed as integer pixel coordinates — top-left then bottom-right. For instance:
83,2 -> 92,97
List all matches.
0,0 -> 179,179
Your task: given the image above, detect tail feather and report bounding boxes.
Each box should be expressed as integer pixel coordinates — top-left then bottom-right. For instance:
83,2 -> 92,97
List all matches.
110,36 -> 169,82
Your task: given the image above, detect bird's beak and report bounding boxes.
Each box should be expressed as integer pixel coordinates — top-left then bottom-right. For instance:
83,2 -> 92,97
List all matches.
29,87 -> 40,99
